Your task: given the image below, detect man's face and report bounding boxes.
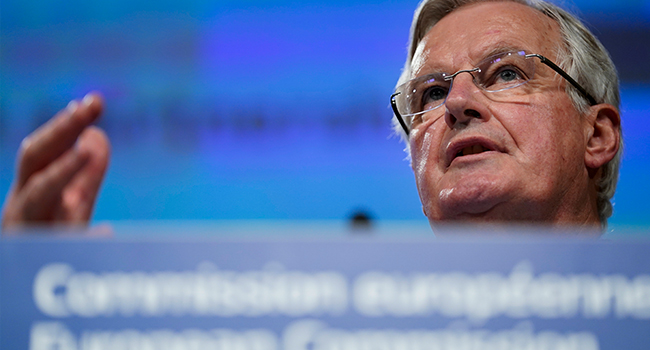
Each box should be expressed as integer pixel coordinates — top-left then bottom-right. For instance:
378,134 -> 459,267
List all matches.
411,1 -> 594,225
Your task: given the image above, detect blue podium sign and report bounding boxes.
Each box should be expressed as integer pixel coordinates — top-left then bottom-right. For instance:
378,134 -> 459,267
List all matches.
2,235 -> 650,350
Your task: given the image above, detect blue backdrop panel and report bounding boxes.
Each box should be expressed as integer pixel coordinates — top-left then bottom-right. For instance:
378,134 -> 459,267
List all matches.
1,0 -> 649,230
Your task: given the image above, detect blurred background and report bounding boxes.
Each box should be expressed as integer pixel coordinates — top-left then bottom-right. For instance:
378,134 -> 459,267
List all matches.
1,0 -> 649,235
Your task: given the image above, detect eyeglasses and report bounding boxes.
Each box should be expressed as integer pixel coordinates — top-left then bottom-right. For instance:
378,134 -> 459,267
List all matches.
390,50 -> 597,137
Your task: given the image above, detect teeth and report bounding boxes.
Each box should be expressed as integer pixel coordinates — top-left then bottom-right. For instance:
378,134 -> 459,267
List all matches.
459,145 -> 488,157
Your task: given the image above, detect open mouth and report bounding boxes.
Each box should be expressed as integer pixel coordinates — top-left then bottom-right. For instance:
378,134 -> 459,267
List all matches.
456,144 -> 491,158
446,137 -> 501,167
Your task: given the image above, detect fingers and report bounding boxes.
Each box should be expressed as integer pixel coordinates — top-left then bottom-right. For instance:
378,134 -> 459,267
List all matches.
2,91 -> 110,230
7,148 -> 90,224
62,126 -> 111,222
17,92 -> 104,188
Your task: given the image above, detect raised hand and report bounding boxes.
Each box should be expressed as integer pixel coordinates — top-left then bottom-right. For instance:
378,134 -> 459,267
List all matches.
2,92 -> 111,231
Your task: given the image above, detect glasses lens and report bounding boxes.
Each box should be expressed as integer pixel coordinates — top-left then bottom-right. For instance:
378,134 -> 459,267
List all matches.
393,51 -> 537,130
395,73 -> 450,126
475,51 -> 535,93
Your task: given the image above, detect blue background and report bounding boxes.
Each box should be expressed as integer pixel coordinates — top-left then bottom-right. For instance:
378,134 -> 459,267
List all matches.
1,0 -> 649,233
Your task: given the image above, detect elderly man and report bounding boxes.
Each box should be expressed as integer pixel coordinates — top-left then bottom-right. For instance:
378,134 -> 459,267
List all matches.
390,0 -> 621,229
1,0 -> 621,230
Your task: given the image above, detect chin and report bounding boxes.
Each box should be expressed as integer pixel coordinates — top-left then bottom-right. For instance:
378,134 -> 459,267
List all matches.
427,196 -> 579,227
425,174 -> 512,220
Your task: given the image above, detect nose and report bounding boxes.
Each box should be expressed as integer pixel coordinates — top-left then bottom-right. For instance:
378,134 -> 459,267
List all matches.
443,71 -> 486,128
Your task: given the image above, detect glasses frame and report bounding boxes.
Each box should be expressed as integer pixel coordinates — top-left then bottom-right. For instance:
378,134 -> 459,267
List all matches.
391,53 -> 598,137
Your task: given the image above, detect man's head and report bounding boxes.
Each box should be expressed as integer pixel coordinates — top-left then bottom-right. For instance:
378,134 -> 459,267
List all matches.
394,0 -> 622,228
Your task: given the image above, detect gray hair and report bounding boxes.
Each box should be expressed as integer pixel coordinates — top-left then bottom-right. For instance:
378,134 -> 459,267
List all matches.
395,0 -> 622,226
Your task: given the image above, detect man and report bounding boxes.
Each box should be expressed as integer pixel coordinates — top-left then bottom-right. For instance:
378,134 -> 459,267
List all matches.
390,0 -> 621,229
1,0 -> 621,231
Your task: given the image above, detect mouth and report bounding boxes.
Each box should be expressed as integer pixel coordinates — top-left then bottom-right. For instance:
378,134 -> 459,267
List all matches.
456,144 -> 492,158
446,137 -> 501,167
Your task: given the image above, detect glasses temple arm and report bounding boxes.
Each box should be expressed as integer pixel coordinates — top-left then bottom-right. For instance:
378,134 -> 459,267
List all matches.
391,92 -> 411,137
527,54 -> 598,106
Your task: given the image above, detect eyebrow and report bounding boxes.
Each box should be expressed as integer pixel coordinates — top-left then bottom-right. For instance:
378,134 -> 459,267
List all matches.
412,43 -> 529,78
478,43 -> 527,61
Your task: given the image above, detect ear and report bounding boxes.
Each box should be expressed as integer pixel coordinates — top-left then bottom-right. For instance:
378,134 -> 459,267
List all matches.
584,103 -> 621,170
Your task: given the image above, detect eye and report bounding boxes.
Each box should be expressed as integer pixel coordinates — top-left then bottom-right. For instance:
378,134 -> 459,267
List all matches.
421,85 -> 448,108
403,73 -> 449,116
491,65 -> 527,84
481,64 -> 528,90
497,68 -> 519,82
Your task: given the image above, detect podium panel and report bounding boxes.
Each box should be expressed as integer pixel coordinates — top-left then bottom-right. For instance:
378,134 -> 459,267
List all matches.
2,233 -> 649,350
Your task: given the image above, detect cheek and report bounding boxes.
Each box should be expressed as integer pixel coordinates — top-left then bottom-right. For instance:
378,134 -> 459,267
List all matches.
410,123 -> 443,181
410,123 -> 446,214
500,100 -> 584,169
412,130 -> 434,179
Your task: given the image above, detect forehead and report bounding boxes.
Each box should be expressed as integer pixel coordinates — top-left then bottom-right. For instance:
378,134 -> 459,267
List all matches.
411,1 -> 562,75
